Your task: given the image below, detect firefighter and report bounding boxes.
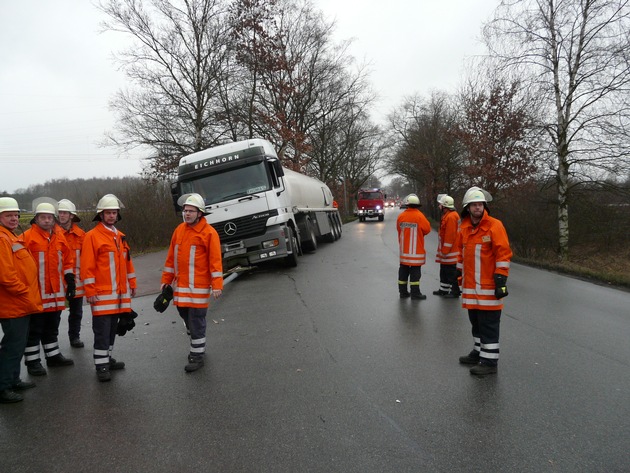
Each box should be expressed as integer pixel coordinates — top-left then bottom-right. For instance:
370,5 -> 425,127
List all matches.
433,194 -> 461,298
396,194 -> 431,300
456,187 -> 512,376
0,198 -> 43,403
20,201 -> 75,376
57,199 -> 86,348
81,194 -> 137,382
160,193 -> 223,372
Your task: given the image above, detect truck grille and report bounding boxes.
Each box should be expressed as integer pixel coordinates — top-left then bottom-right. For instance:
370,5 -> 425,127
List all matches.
213,209 -> 279,243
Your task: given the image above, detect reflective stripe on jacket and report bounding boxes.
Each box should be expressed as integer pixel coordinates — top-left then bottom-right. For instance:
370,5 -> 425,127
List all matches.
0,226 -> 43,318
396,208 -> 431,266
81,223 -> 136,316
456,210 -> 512,310
62,223 -> 86,297
161,219 -> 223,309
19,225 -> 74,312
436,209 -> 460,264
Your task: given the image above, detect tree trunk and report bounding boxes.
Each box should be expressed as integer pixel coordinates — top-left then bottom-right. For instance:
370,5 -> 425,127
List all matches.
557,154 -> 570,262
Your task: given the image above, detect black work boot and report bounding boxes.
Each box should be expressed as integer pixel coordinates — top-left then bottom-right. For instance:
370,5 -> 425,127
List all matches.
96,367 -> 111,382
470,363 -> 498,376
46,354 -> 74,367
432,290 -> 447,296
0,389 -> 24,403
459,351 -> 480,365
109,358 -> 125,370
399,292 -> 411,299
70,338 -> 84,348
26,361 -> 47,376
410,292 -> 427,300
185,355 -> 204,373
12,380 -> 36,391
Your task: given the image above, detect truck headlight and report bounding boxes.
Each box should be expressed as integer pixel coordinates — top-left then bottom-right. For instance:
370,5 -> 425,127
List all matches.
262,239 -> 279,249
375,205 -> 381,210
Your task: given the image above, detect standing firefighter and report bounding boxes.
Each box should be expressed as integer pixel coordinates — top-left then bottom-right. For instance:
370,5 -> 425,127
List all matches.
0,198 -> 43,403
20,201 -> 75,376
57,199 -> 86,348
433,194 -> 461,298
396,194 -> 431,300
81,194 -> 137,382
456,187 -> 512,376
160,193 -> 223,372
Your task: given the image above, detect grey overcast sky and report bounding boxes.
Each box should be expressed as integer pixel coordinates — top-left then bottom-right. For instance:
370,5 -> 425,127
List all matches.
0,0 -> 497,194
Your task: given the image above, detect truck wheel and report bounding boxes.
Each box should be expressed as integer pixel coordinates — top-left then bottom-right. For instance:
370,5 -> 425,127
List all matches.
335,214 -> 342,238
324,215 -> 336,243
378,215 -> 384,222
331,216 -> 340,241
301,217 -> 318,252
284,227 -> 299,267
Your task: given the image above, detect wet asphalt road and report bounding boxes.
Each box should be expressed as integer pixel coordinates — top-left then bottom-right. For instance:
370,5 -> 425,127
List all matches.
1,209 -> 629,473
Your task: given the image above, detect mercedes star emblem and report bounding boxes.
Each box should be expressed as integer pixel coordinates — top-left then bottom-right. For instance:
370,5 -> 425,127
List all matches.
224,222 -> 237,236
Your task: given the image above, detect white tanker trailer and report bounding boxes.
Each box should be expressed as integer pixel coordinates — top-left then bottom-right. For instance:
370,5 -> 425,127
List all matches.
172,138 -> 342,270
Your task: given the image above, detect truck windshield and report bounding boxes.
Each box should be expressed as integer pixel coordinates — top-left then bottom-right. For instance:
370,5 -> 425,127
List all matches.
180,161 -> 271,205
359,192 -> 382,200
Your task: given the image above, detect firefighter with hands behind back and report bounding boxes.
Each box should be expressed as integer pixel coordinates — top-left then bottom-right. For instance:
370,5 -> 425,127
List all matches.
456,187 -> 512,376
160,193 -> 223,373
81,194 -> 137,382
0,198 -> 43,403
57,199 -> 86,348
20,199 -> 75,376
433,194 -> 461,298
396,194 -> 431,300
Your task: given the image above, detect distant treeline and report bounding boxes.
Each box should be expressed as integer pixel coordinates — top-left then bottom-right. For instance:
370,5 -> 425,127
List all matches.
5,177 -> 181,253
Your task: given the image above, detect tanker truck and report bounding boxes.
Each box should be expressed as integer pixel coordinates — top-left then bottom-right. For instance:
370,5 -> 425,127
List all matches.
171,138 -> 343,270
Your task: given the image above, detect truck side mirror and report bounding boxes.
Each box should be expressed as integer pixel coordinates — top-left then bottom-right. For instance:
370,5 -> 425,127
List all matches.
272,160 -> 284,177
171,182 -> 182,213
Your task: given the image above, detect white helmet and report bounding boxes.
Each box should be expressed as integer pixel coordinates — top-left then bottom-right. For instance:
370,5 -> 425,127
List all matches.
0,197 -> 20,213
34,202 -> 57,216
58,199 -> 80,222
405,194 -> 420,206
177,193 -> 207,215
94,194 -> 124,221
462,187 -> 492,207
96,194 -> 124,212
438,194 -> 455,210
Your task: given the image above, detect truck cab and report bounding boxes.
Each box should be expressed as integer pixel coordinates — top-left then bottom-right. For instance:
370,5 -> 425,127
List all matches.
172,139 -> 341,270
356,188 -> 385,222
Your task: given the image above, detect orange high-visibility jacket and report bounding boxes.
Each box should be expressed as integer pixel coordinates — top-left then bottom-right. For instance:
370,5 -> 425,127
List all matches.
81,223 -> 136,316
396,208 -> 431,266
161,219 -> 223,309
456,210 -> 512,310
61,223 -> 86,297
19,224 -> 74,312
0,225 -> 43,318
436,210 -> 460,264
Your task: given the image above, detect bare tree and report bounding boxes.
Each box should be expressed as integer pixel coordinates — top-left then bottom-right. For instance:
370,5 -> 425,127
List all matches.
98,0 -> 233,178
99,0 -> 378,186
484,0 -> 630,260
386,92 -> 464,207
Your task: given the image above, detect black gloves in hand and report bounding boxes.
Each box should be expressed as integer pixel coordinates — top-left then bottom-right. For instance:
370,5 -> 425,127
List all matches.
494,274 -> 508,299
116,310 -> 138,336
153,285 -> 174,313
64,273 -> 76,300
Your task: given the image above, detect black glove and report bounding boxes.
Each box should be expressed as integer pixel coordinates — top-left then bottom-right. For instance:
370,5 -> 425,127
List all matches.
494,274 -> 508,299
153,285 -> 174,313
64,273 -> 76,300
116,310 -> 138,336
